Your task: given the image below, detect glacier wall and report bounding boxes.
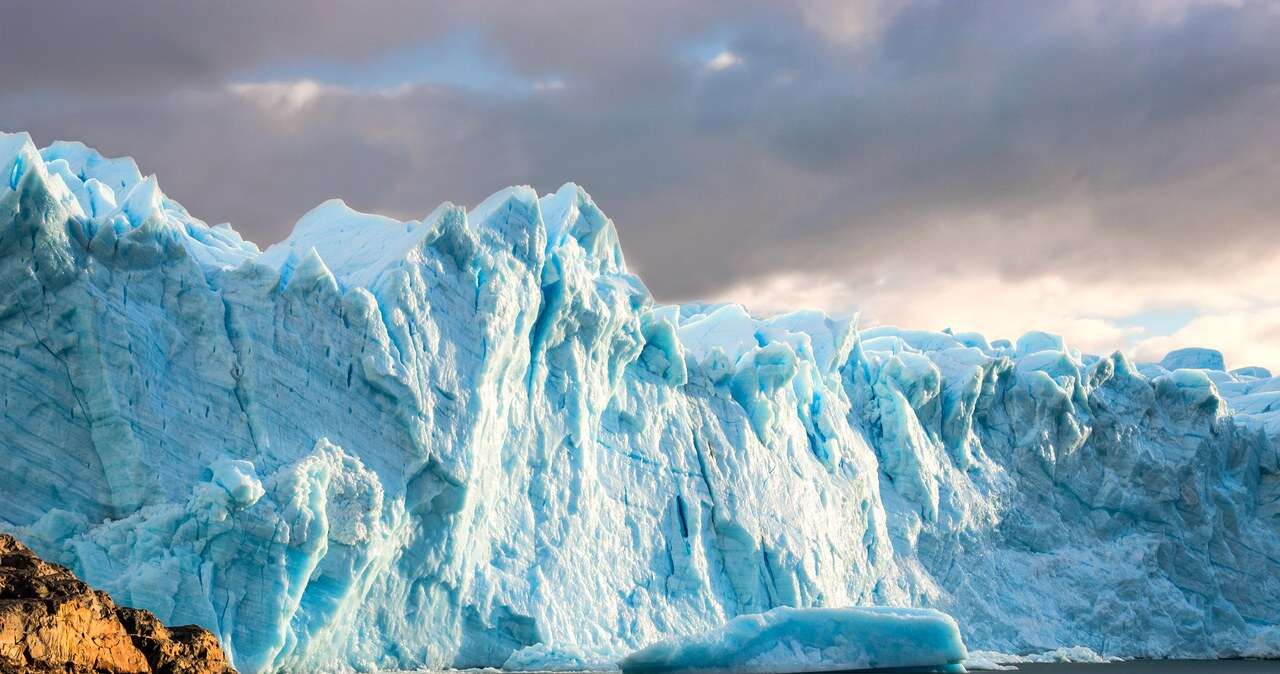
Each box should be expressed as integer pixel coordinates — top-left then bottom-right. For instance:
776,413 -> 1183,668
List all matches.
0,130 -> 1277,672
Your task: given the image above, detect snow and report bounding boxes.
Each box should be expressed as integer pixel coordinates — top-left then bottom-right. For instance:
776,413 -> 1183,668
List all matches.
258,198 -> 434,290
41,140 -> 144,195
678,304 -> 759,365
619,606 -> 966,674
1,131 -> 1279,673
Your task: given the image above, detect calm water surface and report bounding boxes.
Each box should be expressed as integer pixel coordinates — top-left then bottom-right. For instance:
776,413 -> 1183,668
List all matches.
1002,661 -> 1280,673
399,661 -> 1280,673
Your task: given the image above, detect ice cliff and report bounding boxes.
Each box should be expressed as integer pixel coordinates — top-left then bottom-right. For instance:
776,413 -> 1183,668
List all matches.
0,131 -> 1277,672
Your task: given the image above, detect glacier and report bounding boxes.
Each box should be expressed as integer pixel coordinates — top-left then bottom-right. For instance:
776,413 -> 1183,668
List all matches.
0,129 -> 1277,672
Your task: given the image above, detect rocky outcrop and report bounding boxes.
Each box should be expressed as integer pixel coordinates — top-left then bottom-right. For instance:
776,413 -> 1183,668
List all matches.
0,534 -> 235,674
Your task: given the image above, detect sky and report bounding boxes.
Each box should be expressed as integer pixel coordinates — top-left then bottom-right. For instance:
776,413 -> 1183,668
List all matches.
2,0 -> 1278,371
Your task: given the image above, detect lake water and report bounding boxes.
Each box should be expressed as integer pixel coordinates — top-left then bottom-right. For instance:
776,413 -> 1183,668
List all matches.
398,662 -> 1280,674
996,660 -> 1280,673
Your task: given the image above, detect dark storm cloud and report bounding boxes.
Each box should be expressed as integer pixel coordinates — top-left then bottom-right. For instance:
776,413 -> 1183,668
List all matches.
2,1 -> 1278,301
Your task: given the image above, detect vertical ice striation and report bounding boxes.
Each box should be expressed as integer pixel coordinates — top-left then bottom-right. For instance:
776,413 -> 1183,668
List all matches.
0,131 -> 1278,672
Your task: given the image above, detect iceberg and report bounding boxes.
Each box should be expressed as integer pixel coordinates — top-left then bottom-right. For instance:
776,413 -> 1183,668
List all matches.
0,130 -> 1278,673
618,606 -> 967,673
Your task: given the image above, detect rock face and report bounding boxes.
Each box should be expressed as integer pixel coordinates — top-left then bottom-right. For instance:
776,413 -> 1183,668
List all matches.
0,533 -> 235,674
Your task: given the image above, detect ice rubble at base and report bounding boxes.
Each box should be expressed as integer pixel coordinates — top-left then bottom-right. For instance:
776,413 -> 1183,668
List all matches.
619,606 -> 966,674
963,647 -> 1122,671
0,130 -> 1278,673
502,642 -> 623,672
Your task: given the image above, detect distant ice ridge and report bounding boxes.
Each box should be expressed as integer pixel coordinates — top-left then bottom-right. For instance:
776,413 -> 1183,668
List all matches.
0,130 -> 1277,673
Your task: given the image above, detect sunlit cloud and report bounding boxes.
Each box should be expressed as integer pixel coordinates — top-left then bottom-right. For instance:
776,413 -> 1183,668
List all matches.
533,78 -> 567,92
705,50 -> 742,72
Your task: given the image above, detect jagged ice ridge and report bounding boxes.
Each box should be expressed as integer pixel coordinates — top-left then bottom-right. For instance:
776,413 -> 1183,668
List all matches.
0,131 -> 1277,672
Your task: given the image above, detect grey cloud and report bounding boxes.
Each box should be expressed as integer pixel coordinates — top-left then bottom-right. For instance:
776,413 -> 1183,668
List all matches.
1,1 -> 1278,303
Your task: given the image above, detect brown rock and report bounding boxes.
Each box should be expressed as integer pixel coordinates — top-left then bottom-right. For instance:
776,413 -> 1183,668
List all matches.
0,534 -> 236,674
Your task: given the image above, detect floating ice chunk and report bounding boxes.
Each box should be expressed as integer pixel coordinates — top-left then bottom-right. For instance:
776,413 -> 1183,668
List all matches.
962,651 -> 1017,671
619,606 -> 967,674
1161,347 -> 1225,372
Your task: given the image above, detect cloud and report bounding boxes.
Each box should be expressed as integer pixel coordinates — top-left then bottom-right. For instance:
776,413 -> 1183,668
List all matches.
705,51 -> 742,72
1,0 -> 1277,367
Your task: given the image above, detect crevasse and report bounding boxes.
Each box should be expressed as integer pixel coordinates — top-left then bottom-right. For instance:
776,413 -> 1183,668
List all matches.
0,131 -> 1277,672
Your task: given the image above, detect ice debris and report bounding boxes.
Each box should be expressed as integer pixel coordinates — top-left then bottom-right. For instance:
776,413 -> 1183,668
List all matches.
965,646 -> 1122,670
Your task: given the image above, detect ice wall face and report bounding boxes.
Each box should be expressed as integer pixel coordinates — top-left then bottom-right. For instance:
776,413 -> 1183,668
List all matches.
0,131 -> 1277,672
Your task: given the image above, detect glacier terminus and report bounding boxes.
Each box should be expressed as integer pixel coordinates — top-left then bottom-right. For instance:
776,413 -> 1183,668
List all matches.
0,131 -> 1277,672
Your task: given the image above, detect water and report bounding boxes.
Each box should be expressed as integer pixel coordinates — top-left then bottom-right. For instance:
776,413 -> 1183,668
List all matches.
397,663 -> 1280,674
998,661 -> 1280,673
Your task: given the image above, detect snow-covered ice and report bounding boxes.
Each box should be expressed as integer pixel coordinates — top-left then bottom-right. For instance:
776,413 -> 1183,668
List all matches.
1,131 -> 1278,673
618,606 -> 967,673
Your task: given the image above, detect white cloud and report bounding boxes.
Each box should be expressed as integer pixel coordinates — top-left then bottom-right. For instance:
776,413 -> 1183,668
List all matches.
229,79 -> 332,111
228,79 -> 414,114
800,0 -> 908,47
533,78 -> 566,92
706,50 -> 742,72
1134,0 -> 1245,24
